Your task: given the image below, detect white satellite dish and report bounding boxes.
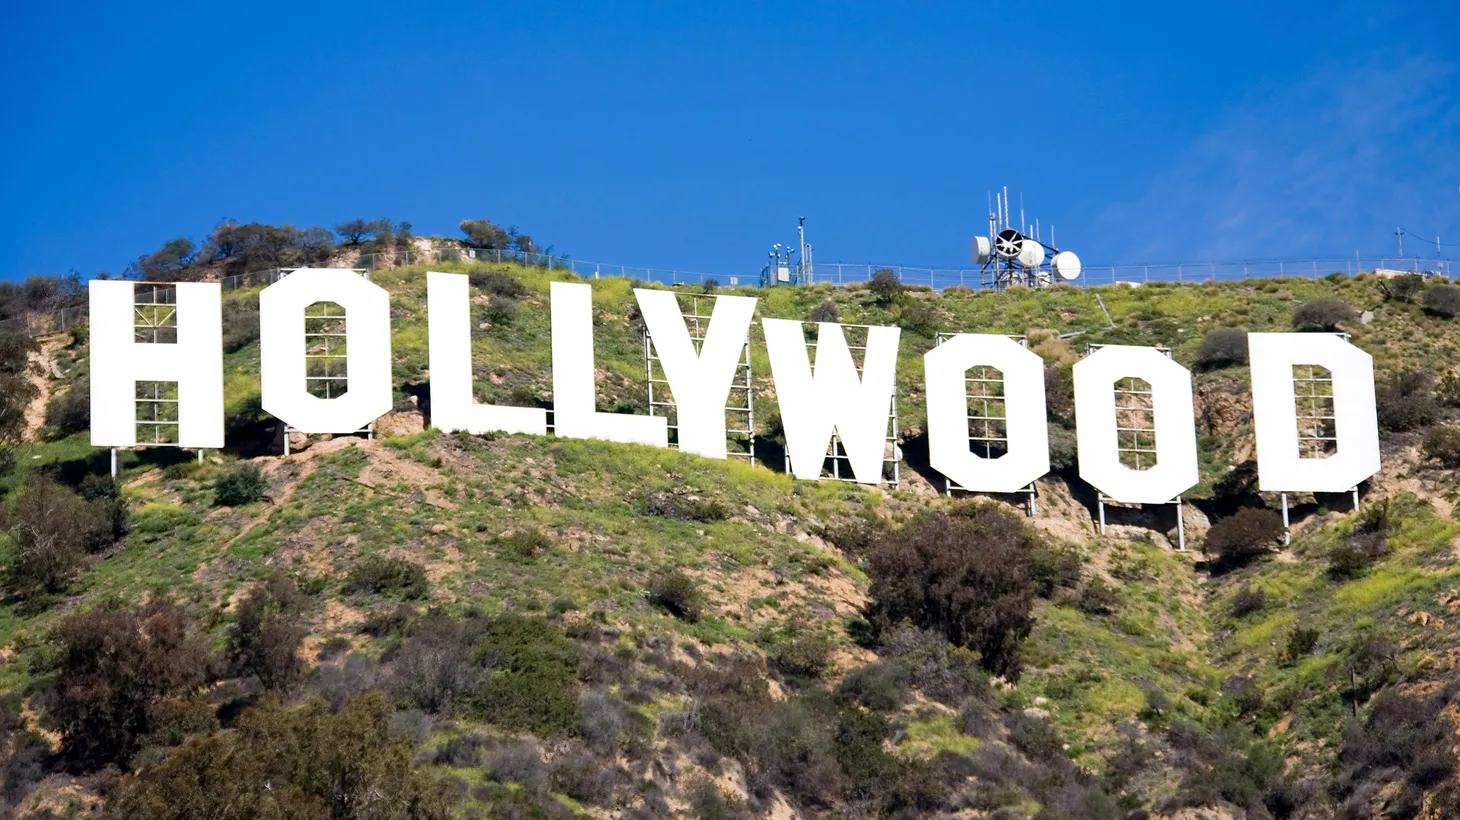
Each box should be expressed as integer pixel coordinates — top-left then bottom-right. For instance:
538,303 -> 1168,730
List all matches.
971,235 -> 992,265
1017,241 -> 1045,269
1052,251 -> 1082,281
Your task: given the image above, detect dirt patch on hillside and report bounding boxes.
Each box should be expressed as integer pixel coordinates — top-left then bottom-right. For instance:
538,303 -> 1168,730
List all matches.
21,334 -> 67,441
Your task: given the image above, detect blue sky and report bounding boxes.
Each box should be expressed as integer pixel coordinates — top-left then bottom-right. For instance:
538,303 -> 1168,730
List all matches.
1,1 -> 1457,280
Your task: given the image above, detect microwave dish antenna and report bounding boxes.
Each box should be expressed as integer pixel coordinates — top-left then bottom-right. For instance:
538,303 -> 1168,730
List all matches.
1052,251 -> 1082,281
1017,241 -> 1046,269
971,235 -> 992,265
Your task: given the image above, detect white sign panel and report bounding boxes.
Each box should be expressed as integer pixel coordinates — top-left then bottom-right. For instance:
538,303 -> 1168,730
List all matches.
1074,345 -> 1198,504
924,334 -> 1048,493
549,281 -> 668,447
89,281 -> 224,448
259,268 -> 393,434
426,272 -> 547,436
762,319 -> 900,484
1249,332 -> 1380,492
634,289 -> 757,459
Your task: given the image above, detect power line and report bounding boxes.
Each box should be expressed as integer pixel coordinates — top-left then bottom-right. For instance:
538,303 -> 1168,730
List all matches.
1398,227 -> 1460,247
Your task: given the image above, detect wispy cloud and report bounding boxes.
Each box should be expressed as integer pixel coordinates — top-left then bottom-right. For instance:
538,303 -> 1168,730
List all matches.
1095,57 -> 1460,263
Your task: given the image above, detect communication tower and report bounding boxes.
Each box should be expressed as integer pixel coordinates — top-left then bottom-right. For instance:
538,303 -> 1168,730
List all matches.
972,187 -> 1082,290
760,217 -> 814,286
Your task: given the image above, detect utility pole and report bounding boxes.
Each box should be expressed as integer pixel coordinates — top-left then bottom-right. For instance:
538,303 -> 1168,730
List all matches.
1397,227 -> 1404,259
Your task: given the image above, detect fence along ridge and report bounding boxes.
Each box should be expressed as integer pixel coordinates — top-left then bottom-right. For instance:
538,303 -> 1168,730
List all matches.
3,247 -> 1452,338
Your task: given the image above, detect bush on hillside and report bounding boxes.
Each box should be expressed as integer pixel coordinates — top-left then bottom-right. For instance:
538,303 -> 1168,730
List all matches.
1075,578 -> 1120,616
213,463 -> 266,506
869,268 -> 903,305
1383,273 -> 1426,303
1202,507 -> 1284,567
899,300 -> 938,333
48,600 -> 216,766
220,296 -> 260,352
385,613 -> 491,715
483,294 -> 517,326
1292,298 -> 1354,331
1193,328 -> 1249,370
866,504 -> 1037,679
643,491 -> 726,523
1229,585 -> 1266,617
0,332 -> 37,445
106,691 -> 453,819
470,615 -> 581,737
648,569 -> 705,623
1336,681 -> 1460,817
468,269 -> 529,299
808,299 -> 840,324
44,377 -> 90,438
1422,283 -> 1460,318
1376,369 -> 1438,432
347,556 -> 428,599
228,571 -> 308,691
4,474 -> 120,597
1423,425 -> 1460,468
1438,372 -> 1460,408
768,633 -> 835,681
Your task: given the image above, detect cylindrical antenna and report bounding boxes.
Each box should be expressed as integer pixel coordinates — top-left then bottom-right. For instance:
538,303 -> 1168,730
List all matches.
1019,193 -> 1026,236
1002,186 -> 1009,230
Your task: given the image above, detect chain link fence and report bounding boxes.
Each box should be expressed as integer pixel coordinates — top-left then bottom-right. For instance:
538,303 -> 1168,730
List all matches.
4,248 -> 1452,338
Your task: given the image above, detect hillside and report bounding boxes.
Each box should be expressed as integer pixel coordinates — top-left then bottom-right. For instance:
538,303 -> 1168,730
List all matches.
1,261 -> 1460,819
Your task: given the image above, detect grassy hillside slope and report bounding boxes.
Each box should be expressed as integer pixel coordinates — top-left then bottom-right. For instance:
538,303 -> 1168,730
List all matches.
1,263 -> 1458,819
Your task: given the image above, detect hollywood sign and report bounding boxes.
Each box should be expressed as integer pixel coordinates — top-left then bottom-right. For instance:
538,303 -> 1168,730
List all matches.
88,269 -> 1381,504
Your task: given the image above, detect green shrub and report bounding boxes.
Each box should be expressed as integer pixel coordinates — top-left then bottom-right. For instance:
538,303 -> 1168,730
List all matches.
1421,283 -> 1460,318
470,615 -> 580,737
347,556 -> 429,599
1202,507 -> 1284,567
107,691 -> 453,819
1292,298 -> 1354,331
228,571 -> 308,691
48,600 -> 217,767
1384,273 -> 1426,303
4,474 -> 117,596
648,570 -> 705,623
1193,328 -> 1248,370
808,299 -> 840,324
867,504 -> 1037,679
1376,369 -> 1438,432
467,269 -> 528,299
834,662 -> 910,712
213,463 -> 266,506
483,294 -> 517,326
1437,372 -> 1460,408
1030,543 -> 1082,598
899,300 -> 938,333
1074,578 -> 1120,616
1229,585 -> 1266,617
1281,626 -> 1320,664
44,378 -> 90,438
643,491 -> 726,522
769,634 -> 835,680
1422,425 -> 1460,468
869,268 -> 903,305
220,296 -> 260,352
498,528 -> 551,558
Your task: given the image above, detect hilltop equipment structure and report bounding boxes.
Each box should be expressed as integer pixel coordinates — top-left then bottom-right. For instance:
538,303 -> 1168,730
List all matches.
760,217 -> 814,287
972,187 -> 1082,290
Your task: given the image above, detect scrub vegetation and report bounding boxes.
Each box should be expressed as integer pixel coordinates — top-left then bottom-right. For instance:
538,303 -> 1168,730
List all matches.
0,235 -> 1459,818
